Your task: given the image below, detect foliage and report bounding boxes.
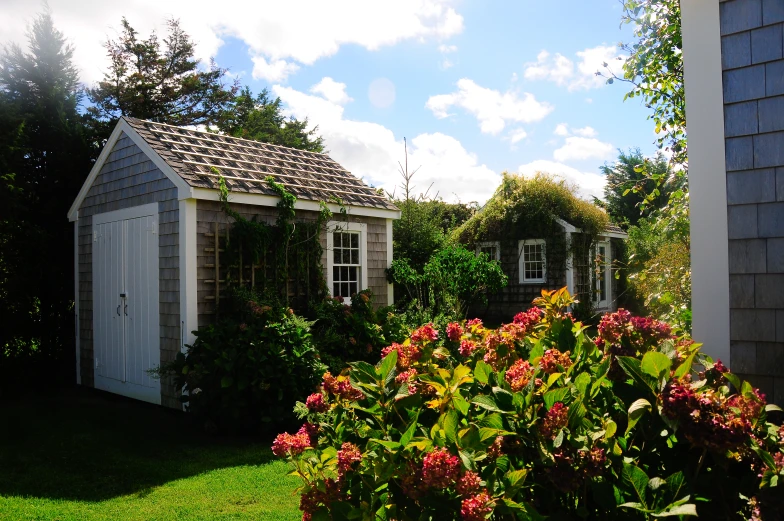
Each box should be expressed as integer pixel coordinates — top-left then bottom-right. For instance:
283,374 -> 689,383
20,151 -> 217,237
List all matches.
164,288 -> 327,433
388,244 -> 508,319
0,10 -> 95,381
453,173 -> 609,245
87,17 -> 237,137
311,290 -> 408,374
625,218 -> 692,330
215,86 -> 325,152
601,149 -> 677,229
274,288 -> 784,520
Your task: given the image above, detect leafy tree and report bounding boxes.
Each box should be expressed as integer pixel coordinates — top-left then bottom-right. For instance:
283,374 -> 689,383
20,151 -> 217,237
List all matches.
601,148 -> 675,228
87,17 -> 236,137
215,87 -> 324,152
0,10 -> 94,377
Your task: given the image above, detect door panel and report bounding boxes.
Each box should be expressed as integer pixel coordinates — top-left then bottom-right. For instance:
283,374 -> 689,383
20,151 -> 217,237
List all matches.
93,220 -> 125,382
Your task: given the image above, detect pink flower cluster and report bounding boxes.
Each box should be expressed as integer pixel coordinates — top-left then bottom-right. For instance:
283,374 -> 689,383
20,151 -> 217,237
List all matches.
466,318 -> 483,329
539,348 -> 572,374
540,402 -> 569,439
460,492 -> 494,521
505,359 -> 535,392
395,368 -> 418,394
247,300 -> 271,316
546,446 -> 606,493
411,323 -> 439,343
483,333 -> 513,370
381,342 -> 422,370
421,447 -> 461,489
513,306 -> 542,332
629,315 -> 672,341
305,393 -> 329,413
487,436 -> 504,459
322,372 -> 364,401
596,309 -> 672,348
455,470 -> 482,496
459,340 -> 478,357
661,376 -> 765,451
337,442 -> 362,474
446,322 -> 464,342
272,423 -> 317,457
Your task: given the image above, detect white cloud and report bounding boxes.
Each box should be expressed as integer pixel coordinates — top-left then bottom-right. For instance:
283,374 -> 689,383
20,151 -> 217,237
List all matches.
517,160 -> 606,200
438,44 -> 457,53
0,0 -> 465,84
553,136 -> 614,162
574,126 -> 597,137
310,77 -> 352,105
554,123 -> 570,137
426,78 -> 554,135
523,45 -> 625,91
273,79 -> 501,203
251,56 -> 300,82
508,128 -> 528,144
368,78 -> 396,108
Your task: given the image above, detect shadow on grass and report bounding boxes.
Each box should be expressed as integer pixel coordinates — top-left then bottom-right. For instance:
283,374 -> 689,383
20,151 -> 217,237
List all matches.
0,387 -> 277,502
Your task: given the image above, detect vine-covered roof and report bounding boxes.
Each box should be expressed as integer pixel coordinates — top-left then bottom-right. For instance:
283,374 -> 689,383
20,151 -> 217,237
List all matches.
452,173 -> 610,243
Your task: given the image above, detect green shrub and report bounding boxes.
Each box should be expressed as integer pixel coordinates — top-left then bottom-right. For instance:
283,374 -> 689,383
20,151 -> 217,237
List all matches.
166,290 -> 326,433
274,288 -> 784,520
310,290 -> 408,373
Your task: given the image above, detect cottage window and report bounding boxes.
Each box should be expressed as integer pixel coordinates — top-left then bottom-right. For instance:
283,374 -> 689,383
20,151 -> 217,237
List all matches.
518,239 -> 546,284
326,221 -> 368,304
476,241 -> 501,262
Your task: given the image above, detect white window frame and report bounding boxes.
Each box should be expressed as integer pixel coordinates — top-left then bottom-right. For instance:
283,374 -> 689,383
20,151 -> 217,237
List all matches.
518,239 -> 546,284
594,240 -> 611,309
326,221 -> 368,304
476,241 -> 501,262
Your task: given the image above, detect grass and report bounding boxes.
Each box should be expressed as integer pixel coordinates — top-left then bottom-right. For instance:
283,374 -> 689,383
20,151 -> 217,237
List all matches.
0,388 -> 301,520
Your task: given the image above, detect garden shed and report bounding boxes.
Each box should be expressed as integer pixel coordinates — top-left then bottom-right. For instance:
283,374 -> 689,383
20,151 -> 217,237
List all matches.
68,117 -> 400,407
454,174 -> 627,321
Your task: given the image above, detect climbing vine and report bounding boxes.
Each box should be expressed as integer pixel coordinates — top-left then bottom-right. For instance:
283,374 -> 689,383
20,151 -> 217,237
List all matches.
216,171 -> 332,309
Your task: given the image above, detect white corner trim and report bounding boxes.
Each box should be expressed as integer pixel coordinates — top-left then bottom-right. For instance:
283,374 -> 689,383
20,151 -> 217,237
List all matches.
192,187 -> 401,220
555,218 -> 578,234
564,233 -> 575,298
600,231 -> 629,240
682,0 -> 730,365
74,218 -> 81,385
326,220 -> 368,304
68,118 -> 193,221
386,218 -> 394,307
179,199 -> 198,351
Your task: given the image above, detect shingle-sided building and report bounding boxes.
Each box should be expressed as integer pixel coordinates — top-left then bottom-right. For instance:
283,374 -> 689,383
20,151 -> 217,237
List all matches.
68,117 -> 400,407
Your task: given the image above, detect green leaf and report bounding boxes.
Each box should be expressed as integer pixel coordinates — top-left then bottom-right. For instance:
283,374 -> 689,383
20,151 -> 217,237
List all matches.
453,394 -> 470,416
472,395 -> 508,413
377,350 -> 398,383
673,352 -> 696,379
641,352 -> 671,380
443,410 -> 459,446
474,360 -> 492,385
652,504 -> 698,517
622,463 -> 650,506
368,439 -> 401,452
220,376 -> 234,388
617,356 -> 655,393
604,419 -> 618,439
400,418 -> 418,447
479,413 -> 505,430
765,404 -> 783,412
723,371 -> 741,390
626,398 -> 653,434
544,387 -> 570,410
575,372 -> 592,396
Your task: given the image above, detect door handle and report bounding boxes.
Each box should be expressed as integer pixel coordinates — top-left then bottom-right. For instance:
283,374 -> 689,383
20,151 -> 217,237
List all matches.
124,304 -> 128,316
117,305 -> 121,316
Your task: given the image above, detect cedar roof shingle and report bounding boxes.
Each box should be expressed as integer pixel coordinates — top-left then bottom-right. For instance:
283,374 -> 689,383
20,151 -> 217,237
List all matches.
124,117 -> 397,210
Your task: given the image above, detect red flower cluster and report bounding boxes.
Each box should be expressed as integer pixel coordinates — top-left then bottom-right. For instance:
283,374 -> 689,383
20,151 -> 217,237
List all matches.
661,377 -> 765,451
272,429 -> 312,457
506,359 -> 535,392
322,372 -> 364,401
421,447 -> 461,489
305,393 -> 329,413
459,340 -> 478,357
540,402 -> 569,439
487,436 -> 504,459
596,309 -> 673,348
513,306 -> 542,331
546,446 -> 605,492
411,323 -> 439,343
595,309 -> 632,345
629,315 -> 672,341
337,442 -> 362,474
300,478 -> 342,520
539,348 -> 572,374
460,492 -> 494,521
395,368 -> 418,394
483,333 -> 512,370
456,470 -> 482,496
466,318 -> 483,329
298,422 -> 320,445
446,322 -> 464,342
247,300 -> 272,316
579,447 -> 607,477
381,342 -> 422,370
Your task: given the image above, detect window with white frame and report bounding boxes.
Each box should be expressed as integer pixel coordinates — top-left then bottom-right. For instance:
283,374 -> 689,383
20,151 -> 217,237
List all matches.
476,241 -> 501,262
519,239 -> 546,283
594,241 -> 611,308
326,221 -> 367,303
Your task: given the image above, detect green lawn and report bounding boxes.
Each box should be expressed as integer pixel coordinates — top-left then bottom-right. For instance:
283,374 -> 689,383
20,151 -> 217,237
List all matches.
0,388 -> 301,520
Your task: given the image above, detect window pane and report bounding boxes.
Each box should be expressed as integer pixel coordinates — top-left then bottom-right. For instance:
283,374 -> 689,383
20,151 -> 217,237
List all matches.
334,248 -> 341,264
351,249 -> 359,264
349,282 -> 357,296
333,283 -> 339,296
333,266 -> 339,281
341,266 -> 349,280
348,266 -> 357,281
350,233 -> 359,248
341,283 -> 349,297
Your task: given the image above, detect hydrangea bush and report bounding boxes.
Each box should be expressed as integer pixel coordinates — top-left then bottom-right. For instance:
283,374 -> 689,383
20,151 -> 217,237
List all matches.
273,288 -> 784,520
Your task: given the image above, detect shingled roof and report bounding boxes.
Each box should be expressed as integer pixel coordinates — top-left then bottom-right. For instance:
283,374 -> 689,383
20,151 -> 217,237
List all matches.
124,117 -> 396,210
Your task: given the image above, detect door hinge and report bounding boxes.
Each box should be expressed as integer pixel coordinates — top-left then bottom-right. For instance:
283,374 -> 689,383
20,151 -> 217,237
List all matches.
93,231 -> 98,242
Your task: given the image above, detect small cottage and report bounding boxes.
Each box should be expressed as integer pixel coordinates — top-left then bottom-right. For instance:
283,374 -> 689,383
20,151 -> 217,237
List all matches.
453,174 -> 627,322
68,117 -> 400,407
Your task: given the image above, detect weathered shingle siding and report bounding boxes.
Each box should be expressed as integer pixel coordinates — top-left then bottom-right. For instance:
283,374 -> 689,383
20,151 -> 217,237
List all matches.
195,200 -> 389,328
721,0 -> 784,404
77,131 -> 180,407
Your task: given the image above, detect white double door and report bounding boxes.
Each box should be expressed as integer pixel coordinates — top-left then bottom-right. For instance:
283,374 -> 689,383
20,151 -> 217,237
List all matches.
92,203 -> 161,404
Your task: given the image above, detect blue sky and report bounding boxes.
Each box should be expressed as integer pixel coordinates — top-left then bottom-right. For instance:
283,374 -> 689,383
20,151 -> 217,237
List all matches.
2,0 -> 658,203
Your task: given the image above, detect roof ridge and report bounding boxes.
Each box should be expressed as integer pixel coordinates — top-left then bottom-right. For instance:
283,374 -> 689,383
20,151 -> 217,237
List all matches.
124,116 -> 335,161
